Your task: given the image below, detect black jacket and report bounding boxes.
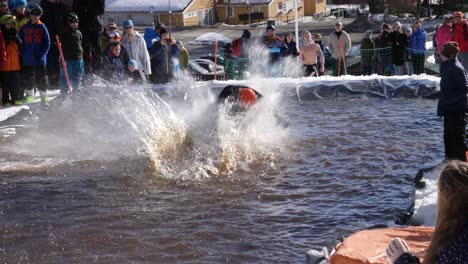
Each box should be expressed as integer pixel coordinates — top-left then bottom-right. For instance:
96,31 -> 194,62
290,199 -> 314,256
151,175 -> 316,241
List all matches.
391,31 -> 408,66
284,41 -> 298,57
360,37 -> 375,66
437,58 -> 468,116
103,51 -> 125,82
61,27 -> 83,60
40,0 -> 68,37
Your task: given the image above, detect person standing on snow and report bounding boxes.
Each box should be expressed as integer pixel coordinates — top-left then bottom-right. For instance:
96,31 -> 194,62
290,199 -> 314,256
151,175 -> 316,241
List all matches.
437,42 -> 468,162
409,20 -> 427,75
391,21 -> 408,75
149,27 -> 180,84
262,24 -> 287,63
328,21 -> 351,76
0,15 -> 22,106
18,3 -> 50,104
11,0 -> 27,32
120,19 -> 151,82
231,29 -> 250,58
452,11 -> 468,70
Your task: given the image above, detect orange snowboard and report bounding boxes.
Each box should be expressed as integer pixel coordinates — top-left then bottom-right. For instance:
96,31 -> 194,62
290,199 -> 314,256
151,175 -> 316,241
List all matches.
329,226 -> 434,264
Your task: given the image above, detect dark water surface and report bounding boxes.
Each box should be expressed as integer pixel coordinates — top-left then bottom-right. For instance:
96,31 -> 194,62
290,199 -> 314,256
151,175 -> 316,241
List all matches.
1,98 -> 443,263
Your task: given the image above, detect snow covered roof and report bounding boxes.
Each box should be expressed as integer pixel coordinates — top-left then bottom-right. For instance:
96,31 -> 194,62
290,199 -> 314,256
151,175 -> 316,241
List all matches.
221,0 -> 272,5
106,0 -> 193,13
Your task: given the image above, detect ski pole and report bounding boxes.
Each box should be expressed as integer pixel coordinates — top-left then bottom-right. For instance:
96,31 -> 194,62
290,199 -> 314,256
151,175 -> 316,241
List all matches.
55,35 -> 72,94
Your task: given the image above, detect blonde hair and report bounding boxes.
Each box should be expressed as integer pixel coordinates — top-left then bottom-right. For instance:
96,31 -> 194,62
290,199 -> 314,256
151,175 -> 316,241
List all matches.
423,161 -> 468,263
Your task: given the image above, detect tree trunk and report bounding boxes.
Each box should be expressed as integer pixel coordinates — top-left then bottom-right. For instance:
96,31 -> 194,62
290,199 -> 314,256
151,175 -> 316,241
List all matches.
226,0 -> 231,23
383,0 -> 389,22
213,0 -> 219,23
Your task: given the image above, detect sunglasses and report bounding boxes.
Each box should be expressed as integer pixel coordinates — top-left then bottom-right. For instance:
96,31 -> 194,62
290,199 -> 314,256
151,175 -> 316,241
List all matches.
0,4 -> 7,7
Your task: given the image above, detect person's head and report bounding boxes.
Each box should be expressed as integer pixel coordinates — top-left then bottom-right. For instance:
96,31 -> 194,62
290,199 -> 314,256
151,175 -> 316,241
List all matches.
303,30 -> 312,43
381,23 -> 391,34
440,41 -> 459,61
109,31 -> 121,43
314,33 -> 322,42
444,16 -> 453,27
106,22 -> 117,34
284,32 -> 293,43
123,19 -> 134,35
454,11 -> 464,24
241,29 -> 251,39
423,161 -> 468,264
128,60 -> 138,72
159,27 -> 169,40
27,3 -> 43,23
111,43 -> 121,56
266,24 -> 275,38
0,0 -> 8,13
238,87 -> 257,107
14,0 -> 27,15
435,23 -> 442,32
404,26 -> 412,37
394,21 -> 402,32
0,15 -> 16,29
67,12 -> 79,30
413,20 -> 422,31
364,30 -> 373,39
335,21 -> 342,32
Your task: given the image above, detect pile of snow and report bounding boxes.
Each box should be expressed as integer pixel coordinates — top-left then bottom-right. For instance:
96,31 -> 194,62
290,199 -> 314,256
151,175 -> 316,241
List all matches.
106,0 -> 191,12
189,33 -> 232,45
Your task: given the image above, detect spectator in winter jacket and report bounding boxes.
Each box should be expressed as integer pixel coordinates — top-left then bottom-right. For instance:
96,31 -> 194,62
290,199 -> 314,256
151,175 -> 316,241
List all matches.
126,59 -> 146,85
0,15 -> 21,105
59,12 -> 84,94
99,22 -> 117,53
12,0 -> 26,32
360,30 -> 375,75
314,33 -> 325,75
391,21 -> 408,75
18,3 -> 50,104
283,33 -> 298,57
452,11 -> 468,70
404,27 -> 413,75
328,21 -> 351,76
231,29 -> 250,58
41,0 -> 71,87
263,25 -> 287,63
149,27 -> 181,84
143,26 -> 159,51
103,31 -> 130,69
177,41 -> 189,71
437,42 -> 468,161
0,0 -> 10,16
386,160 -> 468,264
435,17 -> 453,56
374,23 -> 392,75
73,0 -> 105,77
120,19 -> 151,78
409,20 -> 427,75
103,43 -> 125,83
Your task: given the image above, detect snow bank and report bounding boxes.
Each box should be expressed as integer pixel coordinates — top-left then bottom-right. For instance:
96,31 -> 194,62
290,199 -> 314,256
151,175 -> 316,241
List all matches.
189,32 -> 232,45
106,0 -> 191,12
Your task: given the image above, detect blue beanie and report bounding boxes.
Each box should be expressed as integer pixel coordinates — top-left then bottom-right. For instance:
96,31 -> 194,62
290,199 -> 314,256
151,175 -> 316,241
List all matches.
13,0 -> 27,9
123,19 -> 134,28
128,60 -> 138,68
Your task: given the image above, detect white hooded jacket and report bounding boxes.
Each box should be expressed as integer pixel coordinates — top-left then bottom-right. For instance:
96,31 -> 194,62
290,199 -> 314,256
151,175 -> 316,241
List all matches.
121,31 -> 152,75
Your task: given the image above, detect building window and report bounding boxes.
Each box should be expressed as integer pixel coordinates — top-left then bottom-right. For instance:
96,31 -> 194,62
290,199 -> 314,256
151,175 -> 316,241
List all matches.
277,2 -> 286,14
252,6 -> 262,13
227,6 -> 234,17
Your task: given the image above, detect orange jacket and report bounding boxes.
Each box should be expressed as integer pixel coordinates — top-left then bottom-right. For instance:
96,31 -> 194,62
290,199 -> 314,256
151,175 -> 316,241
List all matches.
0,39 -> 20,72
452,20 -> 468,52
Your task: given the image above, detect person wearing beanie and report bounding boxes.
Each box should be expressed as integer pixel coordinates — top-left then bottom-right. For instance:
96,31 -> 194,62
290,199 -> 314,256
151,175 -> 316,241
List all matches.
120,18 -> 151,81
40,0 -> 71,87
59,12 -> 84,94
11,0 -> 27,31
360,30 -> 375,75
0,15 -> 22,106
328,21 -> 351,76
126,59 -> 146,85
438,41 -> 468,161
452,11 -> 468,70
149,27 -> 181,84
231,29 -> 251,57
19,3 -> 51,104
263,23 -> 288,64
103,42 -> 125,83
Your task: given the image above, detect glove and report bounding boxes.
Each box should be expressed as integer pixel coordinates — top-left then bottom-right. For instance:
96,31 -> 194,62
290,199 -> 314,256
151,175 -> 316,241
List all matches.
386,238 -> 411,264
270,47 -> 280,53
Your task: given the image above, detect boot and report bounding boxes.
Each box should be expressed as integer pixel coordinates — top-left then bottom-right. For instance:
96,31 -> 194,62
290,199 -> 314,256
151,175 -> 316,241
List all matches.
24,90 -> 34,103
39,91 -> 48,104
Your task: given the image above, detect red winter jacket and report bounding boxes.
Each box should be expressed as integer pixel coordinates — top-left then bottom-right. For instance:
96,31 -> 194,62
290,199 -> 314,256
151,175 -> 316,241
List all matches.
0,30 -> 6,67
452,20 -> 468,52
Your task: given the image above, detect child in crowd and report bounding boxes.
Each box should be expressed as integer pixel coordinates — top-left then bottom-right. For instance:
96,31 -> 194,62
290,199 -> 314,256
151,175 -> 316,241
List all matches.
18,3 -> 50,104
0,15 -> 21,106
12,0 -> 27,31
104,31 -> 130,67
103,43 -> 125,83
59,12 -> 84,94
126,59 -> 146,85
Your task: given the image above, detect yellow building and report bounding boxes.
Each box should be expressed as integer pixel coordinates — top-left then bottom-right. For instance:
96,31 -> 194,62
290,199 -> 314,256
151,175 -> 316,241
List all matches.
216,0 -> 326,25
105,0 -> 216,27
